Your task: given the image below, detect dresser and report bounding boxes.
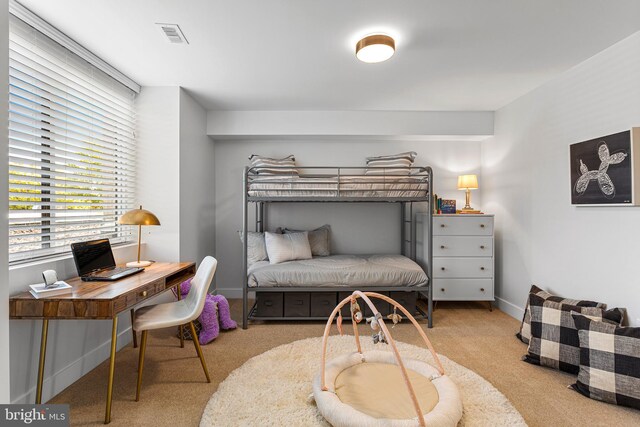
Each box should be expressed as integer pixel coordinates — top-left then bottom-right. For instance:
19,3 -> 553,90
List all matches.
427,214 -> 495,306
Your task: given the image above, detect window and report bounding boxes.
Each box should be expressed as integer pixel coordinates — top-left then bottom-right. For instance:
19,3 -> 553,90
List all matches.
8,15 -> 137,263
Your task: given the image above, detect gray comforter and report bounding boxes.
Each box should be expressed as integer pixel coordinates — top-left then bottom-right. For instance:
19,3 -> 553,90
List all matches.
247,254 -> 428,288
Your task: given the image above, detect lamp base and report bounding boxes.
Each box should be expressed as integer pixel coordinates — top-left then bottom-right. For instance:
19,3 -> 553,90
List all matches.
126,260 -> 152,268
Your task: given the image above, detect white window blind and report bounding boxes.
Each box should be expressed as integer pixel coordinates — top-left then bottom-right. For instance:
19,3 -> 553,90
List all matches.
9,15 -> 137,263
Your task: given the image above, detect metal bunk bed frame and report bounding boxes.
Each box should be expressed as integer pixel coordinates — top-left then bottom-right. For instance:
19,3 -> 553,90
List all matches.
241,166 -> 434,329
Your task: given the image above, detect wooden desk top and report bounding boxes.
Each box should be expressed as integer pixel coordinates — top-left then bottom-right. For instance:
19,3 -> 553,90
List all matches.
10,262 -> 196,320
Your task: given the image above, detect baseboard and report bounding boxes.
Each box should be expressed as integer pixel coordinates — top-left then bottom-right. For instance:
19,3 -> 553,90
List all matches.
215,287 -> 242,299
11,327 -> 134,404
494,296 -> 524,320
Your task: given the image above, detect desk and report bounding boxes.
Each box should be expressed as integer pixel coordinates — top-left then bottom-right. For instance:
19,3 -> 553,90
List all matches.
9,262 -> 196,424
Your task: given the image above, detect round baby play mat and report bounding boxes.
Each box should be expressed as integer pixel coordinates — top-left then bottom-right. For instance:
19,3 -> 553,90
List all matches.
199,335 -> 527,427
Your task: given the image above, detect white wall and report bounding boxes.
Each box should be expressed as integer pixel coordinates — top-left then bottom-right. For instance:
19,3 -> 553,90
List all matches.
208,110 -> 494,139
214,139 -> 482,296
482,31 -> 640,325
0,0 -> 10,404
135,86 -> 181,262
179,89 -> 216,269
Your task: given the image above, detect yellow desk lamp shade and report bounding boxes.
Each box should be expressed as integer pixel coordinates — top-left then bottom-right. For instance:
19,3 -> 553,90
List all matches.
118,205 -> 160,267
457,175 -> 478,211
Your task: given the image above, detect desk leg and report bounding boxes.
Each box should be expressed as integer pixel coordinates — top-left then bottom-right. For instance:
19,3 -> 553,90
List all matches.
130,309 -> 137,348
176,286 -> 184,348
35,319 -> 49,404
104,316 -> 118,424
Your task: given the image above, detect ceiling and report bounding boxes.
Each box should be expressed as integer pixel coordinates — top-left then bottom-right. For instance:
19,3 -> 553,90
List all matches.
19,0 -> 640,111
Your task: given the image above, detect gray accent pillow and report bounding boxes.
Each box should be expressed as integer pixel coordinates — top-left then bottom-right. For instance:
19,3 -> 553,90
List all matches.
284,224 -> 330,256
238,229 -> 282,266
264,231 -> 312,264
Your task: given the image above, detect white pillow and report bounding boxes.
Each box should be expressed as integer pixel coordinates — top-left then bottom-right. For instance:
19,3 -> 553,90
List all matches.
264,231 -> 312,264
284,224 -> 330,257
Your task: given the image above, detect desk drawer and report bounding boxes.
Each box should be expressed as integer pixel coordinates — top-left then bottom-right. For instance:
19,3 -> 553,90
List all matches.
433,236 -> 493,257
114,279 -> 166,312
433,279 -> 494,301
434,216 -> 493,236
433,258 -> 493,278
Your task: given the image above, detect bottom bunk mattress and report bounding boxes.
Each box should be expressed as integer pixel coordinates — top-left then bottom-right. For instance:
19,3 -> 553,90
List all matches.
247,254 -> 429,288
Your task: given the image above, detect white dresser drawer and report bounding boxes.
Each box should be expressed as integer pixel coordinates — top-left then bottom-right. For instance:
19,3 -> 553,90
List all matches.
433,216 -> 493,236
433,279 -> 494,301
433,258 -> 493,278
433,236 -> 493,257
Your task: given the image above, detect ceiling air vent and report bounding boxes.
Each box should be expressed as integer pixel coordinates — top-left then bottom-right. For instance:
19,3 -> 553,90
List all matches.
156,23 -> 189,44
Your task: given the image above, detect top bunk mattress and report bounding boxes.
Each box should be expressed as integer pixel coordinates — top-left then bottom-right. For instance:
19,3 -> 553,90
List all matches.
247,175 -> 428,199
247,254 -> 429,288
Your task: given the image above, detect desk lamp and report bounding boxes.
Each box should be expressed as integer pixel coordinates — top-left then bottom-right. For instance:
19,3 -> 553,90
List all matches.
118,205 -> 160,267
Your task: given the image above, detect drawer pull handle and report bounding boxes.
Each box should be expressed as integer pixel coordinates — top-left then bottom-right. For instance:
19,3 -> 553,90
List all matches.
294,300 -> 303,305
440,224 -> 446,228
480,245 -> 485,249
140,290 -> 148,297
321,301 -> 329,305
481,267 -> 485,271
265,301 -> 273,307
480,288 -> 485,292
440,245 -> 445,249
441,288 -> 445,292
441,267 -> 445,271
480,224 -> 485,228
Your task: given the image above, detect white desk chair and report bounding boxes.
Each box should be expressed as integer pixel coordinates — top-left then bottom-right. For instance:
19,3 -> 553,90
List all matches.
133,256 -> 217,401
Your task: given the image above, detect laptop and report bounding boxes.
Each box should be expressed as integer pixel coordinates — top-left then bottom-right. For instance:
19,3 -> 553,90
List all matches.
71,239 -> 144,281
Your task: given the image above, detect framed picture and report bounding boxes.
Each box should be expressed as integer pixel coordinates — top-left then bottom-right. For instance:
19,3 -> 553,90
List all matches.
570,128 -> 640,206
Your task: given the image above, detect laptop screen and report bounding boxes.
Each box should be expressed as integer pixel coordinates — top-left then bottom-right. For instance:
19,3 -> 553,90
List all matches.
71,239 -> 117,276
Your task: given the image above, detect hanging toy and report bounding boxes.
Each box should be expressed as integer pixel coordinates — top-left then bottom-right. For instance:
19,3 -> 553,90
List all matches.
350,298 -> 363,323
373,330 -> 388,345
386,306 -> 403,328
337,313 -> 344,336
368,313 -> 388,345
366,316 -> 380,331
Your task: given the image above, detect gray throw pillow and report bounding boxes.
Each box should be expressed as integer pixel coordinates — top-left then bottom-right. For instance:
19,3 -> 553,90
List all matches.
284,224 -> 330,256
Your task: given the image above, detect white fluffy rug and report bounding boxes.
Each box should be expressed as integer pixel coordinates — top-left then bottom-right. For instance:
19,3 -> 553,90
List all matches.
200,335 -> 527,426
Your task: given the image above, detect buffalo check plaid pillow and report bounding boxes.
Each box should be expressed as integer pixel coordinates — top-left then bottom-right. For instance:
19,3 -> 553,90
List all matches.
516,285 -> 606,344
523,294 -> 623,374
571,313 -> 640,410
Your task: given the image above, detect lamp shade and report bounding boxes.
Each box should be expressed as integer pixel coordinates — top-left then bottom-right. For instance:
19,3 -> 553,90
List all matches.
118,206 -> 160,226
457,175 -> 478,190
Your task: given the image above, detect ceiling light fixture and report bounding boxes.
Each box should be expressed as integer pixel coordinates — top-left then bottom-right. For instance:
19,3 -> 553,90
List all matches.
355,34 -> 395,63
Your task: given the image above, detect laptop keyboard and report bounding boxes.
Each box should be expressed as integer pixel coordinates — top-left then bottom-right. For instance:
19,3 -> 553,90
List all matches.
89,267 -> 133,278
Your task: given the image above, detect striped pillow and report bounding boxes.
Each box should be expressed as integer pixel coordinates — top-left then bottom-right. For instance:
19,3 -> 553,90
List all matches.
249,154 -> 298,176
264,231 -> 312,264
365,151 -> 417,175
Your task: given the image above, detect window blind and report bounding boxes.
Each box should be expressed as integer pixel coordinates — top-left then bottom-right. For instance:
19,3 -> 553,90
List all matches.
9,15 -> 137,263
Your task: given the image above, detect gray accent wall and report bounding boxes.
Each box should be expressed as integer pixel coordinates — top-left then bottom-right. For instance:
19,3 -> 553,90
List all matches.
214,139 -> 483,297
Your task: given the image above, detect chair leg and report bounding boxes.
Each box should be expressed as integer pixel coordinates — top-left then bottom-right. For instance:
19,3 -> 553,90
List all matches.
130,309 -> 137,348
135,330 -> 148,402
189,322 -> 211,383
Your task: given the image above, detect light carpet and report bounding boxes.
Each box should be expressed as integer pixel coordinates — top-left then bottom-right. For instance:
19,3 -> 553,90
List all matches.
200,335 -> 527,426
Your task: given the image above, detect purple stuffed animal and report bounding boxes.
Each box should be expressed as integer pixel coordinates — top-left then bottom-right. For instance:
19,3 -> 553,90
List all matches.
176,278 -> 237,344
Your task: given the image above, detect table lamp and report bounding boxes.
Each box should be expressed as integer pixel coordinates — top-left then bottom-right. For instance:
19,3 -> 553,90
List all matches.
457,174 -> 479,212
118,205 -> 160,267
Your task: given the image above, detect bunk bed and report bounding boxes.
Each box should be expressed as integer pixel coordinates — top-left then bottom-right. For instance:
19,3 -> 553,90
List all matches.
241,165 -> 434,329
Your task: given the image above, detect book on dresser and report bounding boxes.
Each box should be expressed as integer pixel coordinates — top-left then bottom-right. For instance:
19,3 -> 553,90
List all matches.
416,213 -> 495,307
